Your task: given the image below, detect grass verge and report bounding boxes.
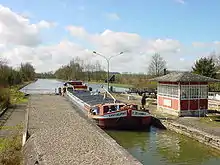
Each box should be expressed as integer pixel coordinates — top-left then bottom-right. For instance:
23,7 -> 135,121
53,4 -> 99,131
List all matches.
198,115 -> 220,127
0,82 -> 31,165
0,133 -> 22,165
9,85 -> 29,105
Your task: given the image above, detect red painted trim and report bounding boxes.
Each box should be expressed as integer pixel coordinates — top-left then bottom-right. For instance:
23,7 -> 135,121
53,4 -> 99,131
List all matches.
159,82 -> 208,85
180,82 -> 208,85
159,82 -> 178,84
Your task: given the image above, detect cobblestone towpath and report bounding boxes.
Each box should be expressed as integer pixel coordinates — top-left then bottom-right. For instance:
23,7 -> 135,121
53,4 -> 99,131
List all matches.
23,94 -> 141,165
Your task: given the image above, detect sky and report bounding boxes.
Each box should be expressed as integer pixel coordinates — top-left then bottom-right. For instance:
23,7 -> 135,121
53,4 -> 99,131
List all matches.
0,0 -> 220,73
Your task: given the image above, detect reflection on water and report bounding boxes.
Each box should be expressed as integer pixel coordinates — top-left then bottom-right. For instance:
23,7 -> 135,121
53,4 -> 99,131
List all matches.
107,127 -> 220,165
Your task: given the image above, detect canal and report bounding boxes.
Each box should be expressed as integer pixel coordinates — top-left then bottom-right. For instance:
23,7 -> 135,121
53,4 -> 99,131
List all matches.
22,79 -> 220,165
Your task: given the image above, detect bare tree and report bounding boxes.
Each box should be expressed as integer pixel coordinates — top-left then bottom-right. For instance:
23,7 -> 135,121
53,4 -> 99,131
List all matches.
148,53 -> 166,76
20,62 -> 35,81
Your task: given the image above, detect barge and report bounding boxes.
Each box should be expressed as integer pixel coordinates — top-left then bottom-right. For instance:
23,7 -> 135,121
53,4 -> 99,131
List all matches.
64,81 -> 152,130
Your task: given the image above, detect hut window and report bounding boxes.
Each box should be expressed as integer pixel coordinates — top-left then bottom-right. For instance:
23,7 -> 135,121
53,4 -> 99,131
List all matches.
172,86 -> 178,97
200,85 -> 208,98
181,85 -> 189,99
190,86 -> 197,98
181,85 -> 208,99
158,84 -> 178,98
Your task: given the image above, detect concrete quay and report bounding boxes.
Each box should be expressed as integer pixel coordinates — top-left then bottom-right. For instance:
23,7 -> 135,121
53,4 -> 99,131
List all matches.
23,95 -> 141,165
113,93 -> 220,151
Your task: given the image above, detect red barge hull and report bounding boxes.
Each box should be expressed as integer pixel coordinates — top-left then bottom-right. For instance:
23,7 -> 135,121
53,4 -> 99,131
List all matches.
95,117 -> 151,129
89,109 -> 152,130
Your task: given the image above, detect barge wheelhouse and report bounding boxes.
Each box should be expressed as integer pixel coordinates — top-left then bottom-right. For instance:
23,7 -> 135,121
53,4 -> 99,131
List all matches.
64,80 -> 88,90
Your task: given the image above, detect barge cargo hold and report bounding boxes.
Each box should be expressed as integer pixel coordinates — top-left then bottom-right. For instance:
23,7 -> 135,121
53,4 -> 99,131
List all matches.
65,81 -> 151,130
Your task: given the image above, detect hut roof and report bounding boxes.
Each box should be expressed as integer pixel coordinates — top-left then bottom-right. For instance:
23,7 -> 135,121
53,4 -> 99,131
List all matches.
150,72 -> 220,82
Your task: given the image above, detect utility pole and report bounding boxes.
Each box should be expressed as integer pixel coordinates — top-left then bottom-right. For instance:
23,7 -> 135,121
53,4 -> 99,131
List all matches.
92,51 -> 124,91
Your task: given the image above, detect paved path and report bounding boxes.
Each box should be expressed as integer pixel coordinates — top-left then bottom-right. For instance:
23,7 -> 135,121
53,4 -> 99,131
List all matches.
0,104 -> 26,137
24,95 -> 141,165
176,117 -> 220,137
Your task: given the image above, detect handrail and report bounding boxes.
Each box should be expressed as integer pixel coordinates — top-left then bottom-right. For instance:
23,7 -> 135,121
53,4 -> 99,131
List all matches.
102,87 -> 117,103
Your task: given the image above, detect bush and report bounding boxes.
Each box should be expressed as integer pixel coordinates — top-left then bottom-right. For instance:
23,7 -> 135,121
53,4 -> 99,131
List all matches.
0,88 -> 10,109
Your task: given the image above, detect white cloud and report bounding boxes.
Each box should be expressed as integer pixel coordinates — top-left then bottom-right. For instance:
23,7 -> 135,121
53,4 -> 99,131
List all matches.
66,26 -> 88,39
0,5 -> 55,46
192,41 -> 220,52
192,42 -> 208,48
66,26 -> 184,72
0,4 -> 61,72
1,40 -> 92,72
3,19 -> 184,73
37,20 -> 56,29
174,0 -> 185,4
1,4 -> 219,74
106,13 -> 120,21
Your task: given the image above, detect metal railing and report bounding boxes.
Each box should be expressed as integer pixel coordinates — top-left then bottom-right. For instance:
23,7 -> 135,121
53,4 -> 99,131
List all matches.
102,87 -> 117,103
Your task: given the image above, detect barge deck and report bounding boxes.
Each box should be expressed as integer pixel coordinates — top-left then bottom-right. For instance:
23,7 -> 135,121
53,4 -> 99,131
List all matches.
67,88 -> 121,106
66,87 -> 152,130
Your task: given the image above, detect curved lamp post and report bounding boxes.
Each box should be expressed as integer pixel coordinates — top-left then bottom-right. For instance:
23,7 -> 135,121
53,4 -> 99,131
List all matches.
92,51 -> 124,91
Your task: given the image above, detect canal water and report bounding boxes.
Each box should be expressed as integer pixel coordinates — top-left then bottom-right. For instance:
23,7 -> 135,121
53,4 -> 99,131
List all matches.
107,128 -> 220,165
86,82 -> 129,93
20,79 -> 63,94
23,79 -> 220,165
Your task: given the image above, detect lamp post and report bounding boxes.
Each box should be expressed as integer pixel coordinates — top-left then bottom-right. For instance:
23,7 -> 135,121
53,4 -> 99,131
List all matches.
92,51 -> 123,91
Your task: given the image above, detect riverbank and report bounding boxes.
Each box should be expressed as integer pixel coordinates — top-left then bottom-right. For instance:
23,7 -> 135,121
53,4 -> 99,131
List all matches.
161,118 -> 220,150
24,94 -> 141,165
112,93 -> 220,151
0,80 -> 34,115
0,80 -> 36,165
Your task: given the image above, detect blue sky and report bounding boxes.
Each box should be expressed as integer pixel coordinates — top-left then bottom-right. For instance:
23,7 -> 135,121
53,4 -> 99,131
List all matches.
0,0 -> 220,72
1,0 -> 218,42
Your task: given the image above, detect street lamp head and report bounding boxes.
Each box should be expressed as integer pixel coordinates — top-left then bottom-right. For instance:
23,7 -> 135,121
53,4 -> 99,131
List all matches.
93,51 -> 97,54
119,52 -> 123,54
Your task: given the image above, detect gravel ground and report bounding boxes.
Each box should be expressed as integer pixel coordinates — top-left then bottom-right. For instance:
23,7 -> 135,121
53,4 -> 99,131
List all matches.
23,95 -> 141,165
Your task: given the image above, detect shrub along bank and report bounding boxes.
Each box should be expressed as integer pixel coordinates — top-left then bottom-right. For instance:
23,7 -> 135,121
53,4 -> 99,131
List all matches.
0,60 -> 36,165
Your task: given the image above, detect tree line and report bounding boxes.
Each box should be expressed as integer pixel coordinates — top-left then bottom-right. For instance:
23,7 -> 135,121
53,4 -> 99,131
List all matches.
0,59 -> 35,109
0,60 -> 35,86
42,57 -> 107,82
3,50 -> 219,92
36,52 -> 220,91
